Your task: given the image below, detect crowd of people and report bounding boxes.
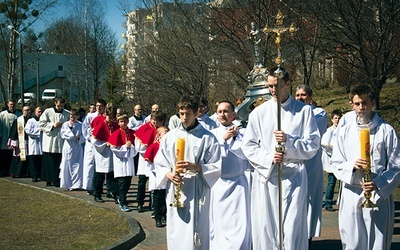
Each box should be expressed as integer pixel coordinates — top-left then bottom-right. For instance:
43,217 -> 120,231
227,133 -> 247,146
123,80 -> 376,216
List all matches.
0,71 -> 399,249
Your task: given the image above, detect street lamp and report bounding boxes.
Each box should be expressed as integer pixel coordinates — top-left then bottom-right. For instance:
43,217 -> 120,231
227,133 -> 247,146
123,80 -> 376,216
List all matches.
8,25 -> 24,107
36,47 -> 42,106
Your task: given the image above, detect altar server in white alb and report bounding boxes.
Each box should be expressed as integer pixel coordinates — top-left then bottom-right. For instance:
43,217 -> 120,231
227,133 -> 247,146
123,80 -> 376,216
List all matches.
59,109 -> 85,190
109,114 -> 137,212
210,101 -> 251,250
331,85 -> 400,250
39,97 -> 70,187
81,99 -> 106,194
154,95 -> 221,250
25,106 -> 43,182
242,67 -> 320,250
295,84 -> 328,242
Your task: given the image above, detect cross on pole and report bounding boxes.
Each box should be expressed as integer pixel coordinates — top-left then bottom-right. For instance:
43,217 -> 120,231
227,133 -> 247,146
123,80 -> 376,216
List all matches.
263,11 -> 298,66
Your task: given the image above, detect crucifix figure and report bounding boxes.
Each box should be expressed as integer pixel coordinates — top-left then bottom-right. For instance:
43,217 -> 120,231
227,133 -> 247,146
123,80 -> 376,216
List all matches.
263,11 -> 297,65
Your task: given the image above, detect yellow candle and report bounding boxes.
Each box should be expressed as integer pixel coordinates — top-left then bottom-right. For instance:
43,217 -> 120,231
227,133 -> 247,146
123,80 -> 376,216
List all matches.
176,138 -> 185,161
360,128 -> 370,161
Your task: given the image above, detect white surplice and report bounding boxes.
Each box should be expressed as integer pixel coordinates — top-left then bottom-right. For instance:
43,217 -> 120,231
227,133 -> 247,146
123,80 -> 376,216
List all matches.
59,121 -> 85,189
39,108 -> 70,153
81,112 -> 100,190
306,106 -> 328,238
242,96 -> 320,250
210,125 -> 252,250
111,144 -> 136,178
154,122 -> 221,250
331,112 -> 400,250
24,117 -> 42,156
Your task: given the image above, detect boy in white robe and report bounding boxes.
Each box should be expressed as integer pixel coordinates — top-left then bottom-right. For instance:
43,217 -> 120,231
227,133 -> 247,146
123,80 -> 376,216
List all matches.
331,85 -> 400,250
59,109 -> 85,190
25,106 -> 43,182
109,114 -> 137,212
154,95 -> 221,250
242,67 -> 320,250
321,109 -> 342,211
210,101 -> 252,250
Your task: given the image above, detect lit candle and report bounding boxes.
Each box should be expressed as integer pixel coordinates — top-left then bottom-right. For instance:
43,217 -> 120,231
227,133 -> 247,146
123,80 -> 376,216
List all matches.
359,128 -> 370,161
176,138 -> 185,161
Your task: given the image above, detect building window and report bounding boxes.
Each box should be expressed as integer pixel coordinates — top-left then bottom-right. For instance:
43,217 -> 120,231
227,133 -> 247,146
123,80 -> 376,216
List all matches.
58,65 -> 63,71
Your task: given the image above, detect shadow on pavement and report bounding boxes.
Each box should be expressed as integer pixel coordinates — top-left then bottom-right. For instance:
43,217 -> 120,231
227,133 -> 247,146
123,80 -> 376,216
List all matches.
310,240 -> 341,249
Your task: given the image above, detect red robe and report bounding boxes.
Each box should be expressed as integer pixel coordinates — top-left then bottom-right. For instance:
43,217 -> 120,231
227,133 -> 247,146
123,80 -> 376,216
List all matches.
91,116 -> 119,142
108,128 -> 135,147
144,142 -> 160,163
134,122 -> 157,146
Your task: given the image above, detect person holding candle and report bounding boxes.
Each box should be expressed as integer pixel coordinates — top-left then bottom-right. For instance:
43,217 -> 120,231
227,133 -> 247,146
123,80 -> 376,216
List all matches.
331,85 -> 400,250
154,95 -> 221,250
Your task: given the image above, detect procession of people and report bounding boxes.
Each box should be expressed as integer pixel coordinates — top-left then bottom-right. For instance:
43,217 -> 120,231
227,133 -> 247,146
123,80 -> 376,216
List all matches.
1,77 -> 399,249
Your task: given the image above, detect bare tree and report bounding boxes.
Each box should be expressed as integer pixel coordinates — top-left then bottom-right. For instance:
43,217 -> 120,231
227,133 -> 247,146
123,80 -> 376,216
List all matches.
306,0 -> 400,109
0,0 -> 57,103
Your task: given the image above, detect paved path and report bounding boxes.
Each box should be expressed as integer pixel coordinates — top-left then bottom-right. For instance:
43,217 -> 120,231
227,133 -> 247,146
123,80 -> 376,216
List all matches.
4,176 -> 400,249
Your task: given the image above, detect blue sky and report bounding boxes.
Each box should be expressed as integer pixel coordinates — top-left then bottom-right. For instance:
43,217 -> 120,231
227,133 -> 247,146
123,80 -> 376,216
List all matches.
31,0 -> 144,45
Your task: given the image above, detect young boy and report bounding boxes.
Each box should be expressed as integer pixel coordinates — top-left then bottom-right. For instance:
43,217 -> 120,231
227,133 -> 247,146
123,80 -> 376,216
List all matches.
144,126 -> 169,227
321,109 -> 342,211
109,114 -> 136,212
134,110 -> 167,212
331,85 -> 400,250
154,96 -> 221,250
59,109 -> 85,190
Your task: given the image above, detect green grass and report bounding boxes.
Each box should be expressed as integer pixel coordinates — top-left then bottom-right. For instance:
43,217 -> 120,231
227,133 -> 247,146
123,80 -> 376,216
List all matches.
0,180 -> 130,250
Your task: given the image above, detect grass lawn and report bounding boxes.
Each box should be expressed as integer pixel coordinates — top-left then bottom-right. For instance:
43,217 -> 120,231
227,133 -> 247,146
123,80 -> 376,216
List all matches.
0,180 -> 130,249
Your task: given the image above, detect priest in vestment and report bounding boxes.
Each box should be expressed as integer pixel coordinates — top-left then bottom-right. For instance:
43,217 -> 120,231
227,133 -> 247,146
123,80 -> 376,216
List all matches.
9,106 -> 31,177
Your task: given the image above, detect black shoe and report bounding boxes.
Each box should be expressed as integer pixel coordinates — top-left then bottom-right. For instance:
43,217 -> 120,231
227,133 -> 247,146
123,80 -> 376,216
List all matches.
46,182 -> 52,186
325,206 -> 335,212
32,178 -> 39,182
106,192 -> 113,198
87,190 -> 94,195
137,205 -> 145,213
156,218 -> 164,228
161,216 -> 167,226
94,197 -> 105,203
